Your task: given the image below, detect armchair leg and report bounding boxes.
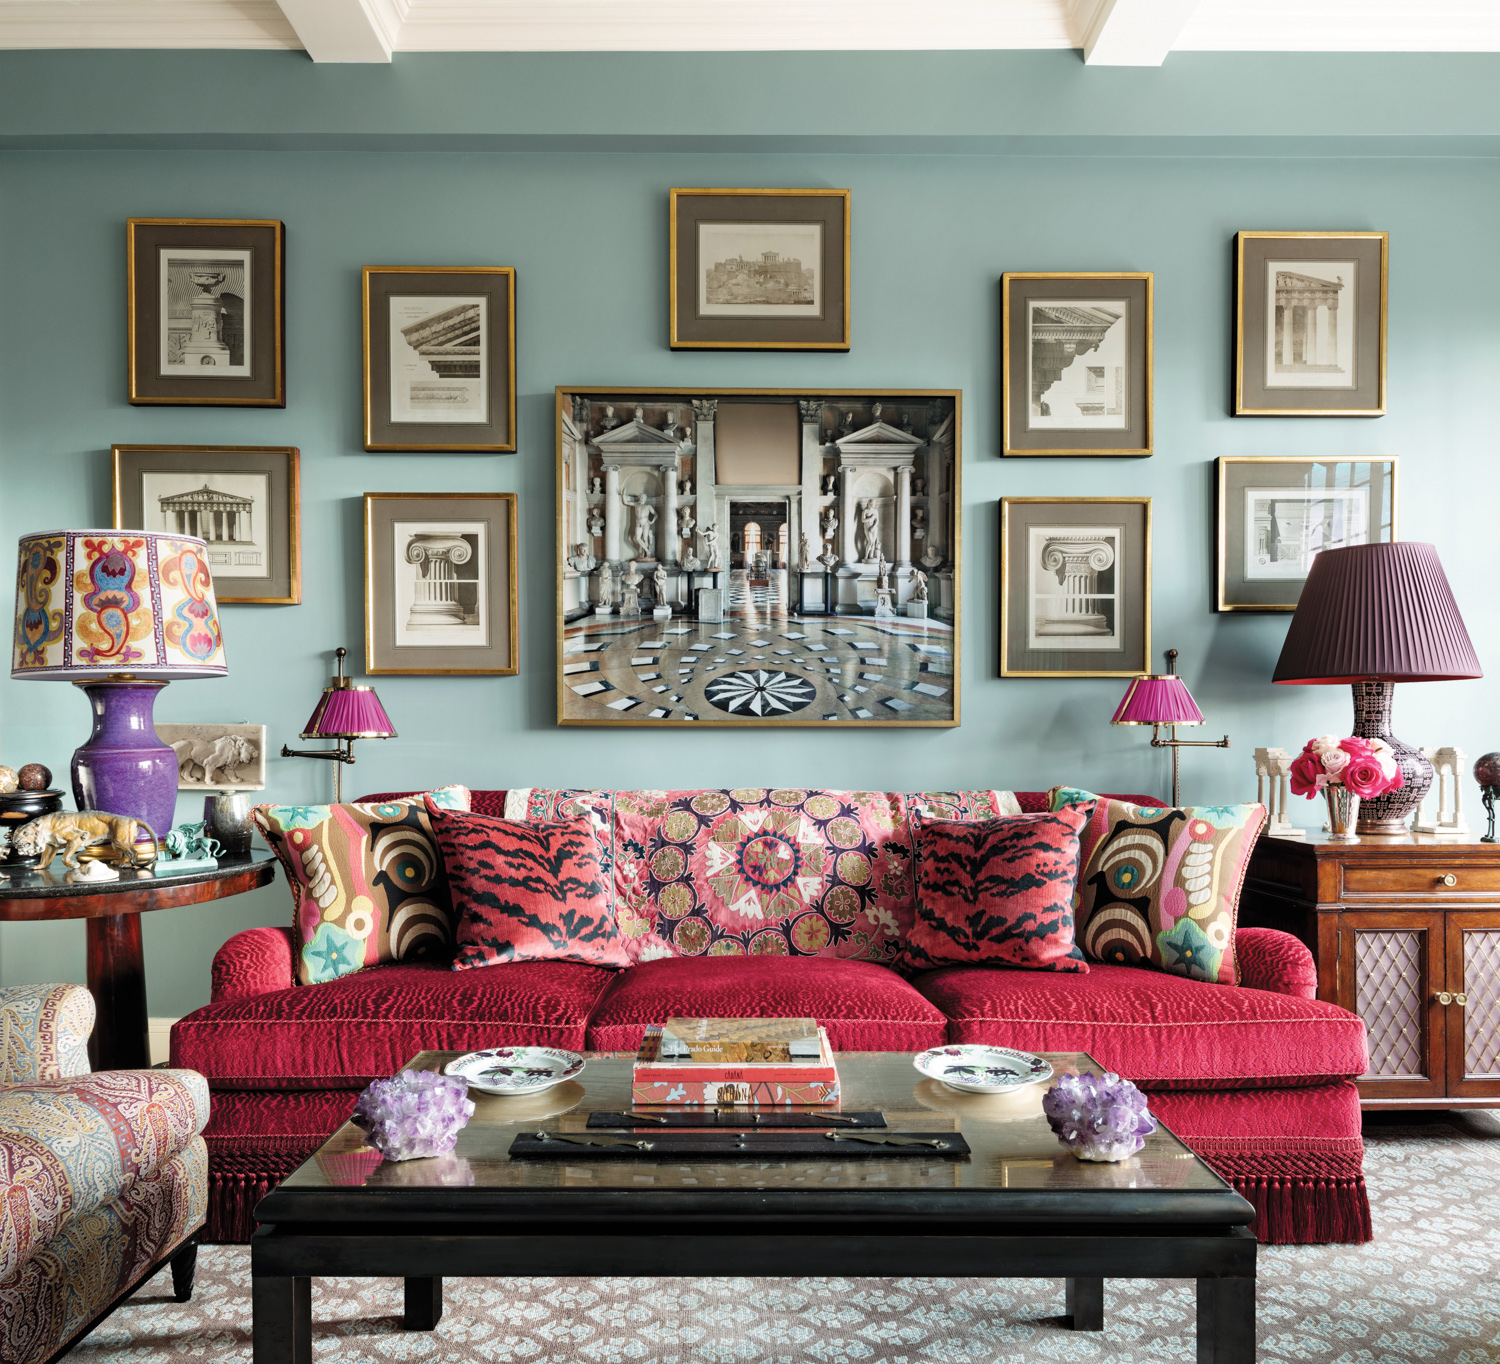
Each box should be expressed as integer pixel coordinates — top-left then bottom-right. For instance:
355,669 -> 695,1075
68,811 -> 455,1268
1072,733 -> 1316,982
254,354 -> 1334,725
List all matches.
171,1238 -> 199,1303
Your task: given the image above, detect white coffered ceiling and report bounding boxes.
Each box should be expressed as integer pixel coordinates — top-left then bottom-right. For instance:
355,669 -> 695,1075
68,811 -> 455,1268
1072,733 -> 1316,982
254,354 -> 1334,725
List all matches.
0,0 -> 1495,64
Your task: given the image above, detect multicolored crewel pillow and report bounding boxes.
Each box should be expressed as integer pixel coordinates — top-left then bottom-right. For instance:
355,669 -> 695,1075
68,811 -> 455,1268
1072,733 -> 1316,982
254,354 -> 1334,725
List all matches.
1048,786 -> 1267,985
423,800 -> 629,971
899,806 -> 1093,974
254,786 -> 471,986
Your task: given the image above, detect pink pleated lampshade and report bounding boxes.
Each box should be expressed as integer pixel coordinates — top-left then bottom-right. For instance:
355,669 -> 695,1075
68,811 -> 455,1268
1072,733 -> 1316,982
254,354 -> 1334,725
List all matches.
300,684 -> 397,740
1111,674 -> 1205,727
1273,542 -> 1481,685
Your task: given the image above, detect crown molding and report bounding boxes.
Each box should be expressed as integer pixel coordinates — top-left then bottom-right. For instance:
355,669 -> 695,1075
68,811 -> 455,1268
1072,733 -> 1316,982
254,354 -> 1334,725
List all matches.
0,1 -> 298,49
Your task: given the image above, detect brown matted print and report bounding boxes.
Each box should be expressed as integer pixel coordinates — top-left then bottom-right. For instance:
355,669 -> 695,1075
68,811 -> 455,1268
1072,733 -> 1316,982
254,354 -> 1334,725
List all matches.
364,493 -> 519,676
113,444 -> 301,605
1235,232 -> 1387,416
1002,273 -> 1152,457
1000,497 -> 1151,678
670,190 -> 850,351
127,218 -> 284,407
363,267 -> 516,452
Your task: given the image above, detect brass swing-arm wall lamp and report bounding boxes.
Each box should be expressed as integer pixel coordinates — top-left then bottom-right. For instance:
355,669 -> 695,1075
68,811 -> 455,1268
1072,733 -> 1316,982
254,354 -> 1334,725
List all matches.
280,648 -> 397,803
1111,649 -> 1230,808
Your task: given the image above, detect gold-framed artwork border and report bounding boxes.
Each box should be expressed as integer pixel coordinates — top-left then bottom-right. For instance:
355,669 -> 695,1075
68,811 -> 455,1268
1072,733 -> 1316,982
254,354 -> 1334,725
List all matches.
361,266 -> 518,453
363,491 -> 520,676
1214,454 -> 1399,612
1000,495 -> 1152,678
111,442 -> 302,605
1233,231 -> 1388,418
668,189 -> 852,351
555,386 -> 961,728
1000,272 -> 1153,458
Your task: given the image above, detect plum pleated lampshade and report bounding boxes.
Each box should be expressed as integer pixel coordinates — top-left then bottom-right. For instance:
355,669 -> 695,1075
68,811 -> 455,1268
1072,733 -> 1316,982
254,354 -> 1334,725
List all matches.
1110,674 -> 1205,726
300,685 -> 397,740
1273,542 -> 1482,685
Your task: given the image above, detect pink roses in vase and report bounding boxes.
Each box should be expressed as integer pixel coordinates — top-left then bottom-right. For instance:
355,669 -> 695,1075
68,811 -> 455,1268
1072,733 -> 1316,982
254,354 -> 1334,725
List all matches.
1289,735 -> 1404,801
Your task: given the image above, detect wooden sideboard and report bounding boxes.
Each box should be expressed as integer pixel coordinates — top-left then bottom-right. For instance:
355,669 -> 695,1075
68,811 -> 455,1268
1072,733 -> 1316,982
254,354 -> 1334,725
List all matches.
1240,832 -> 1500,1109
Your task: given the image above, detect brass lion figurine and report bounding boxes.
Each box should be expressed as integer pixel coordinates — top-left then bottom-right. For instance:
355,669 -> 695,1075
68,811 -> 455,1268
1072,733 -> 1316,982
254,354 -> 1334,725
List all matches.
11,812 -> 158,870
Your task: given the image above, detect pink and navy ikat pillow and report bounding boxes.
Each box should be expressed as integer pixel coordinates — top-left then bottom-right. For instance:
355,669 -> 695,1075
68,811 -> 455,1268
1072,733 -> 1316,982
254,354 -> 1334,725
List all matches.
897,805 -> 1094,974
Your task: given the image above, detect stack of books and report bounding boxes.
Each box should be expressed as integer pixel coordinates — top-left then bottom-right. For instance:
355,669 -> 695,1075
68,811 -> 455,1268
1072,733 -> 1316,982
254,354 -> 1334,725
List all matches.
632,1016 -> 840,1106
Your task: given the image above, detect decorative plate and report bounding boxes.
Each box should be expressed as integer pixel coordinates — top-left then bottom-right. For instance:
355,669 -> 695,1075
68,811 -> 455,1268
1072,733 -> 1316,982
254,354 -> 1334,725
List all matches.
913,1044 -> 1053,1095
445,1047 -> 586,1096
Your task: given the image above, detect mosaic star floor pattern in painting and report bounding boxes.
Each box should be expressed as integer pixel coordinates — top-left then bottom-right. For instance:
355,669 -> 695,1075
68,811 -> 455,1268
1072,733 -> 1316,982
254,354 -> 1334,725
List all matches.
83,1112 -> 1500,1363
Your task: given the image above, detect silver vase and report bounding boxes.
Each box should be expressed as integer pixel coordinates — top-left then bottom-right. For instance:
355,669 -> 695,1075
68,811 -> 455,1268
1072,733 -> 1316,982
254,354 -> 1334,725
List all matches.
1324,785 -> 1361,842
204,791 -> 253,854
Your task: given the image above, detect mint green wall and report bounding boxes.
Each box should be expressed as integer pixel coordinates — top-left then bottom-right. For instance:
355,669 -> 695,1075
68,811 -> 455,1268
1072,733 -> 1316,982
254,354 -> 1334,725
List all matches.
2,52 -> 1498,1018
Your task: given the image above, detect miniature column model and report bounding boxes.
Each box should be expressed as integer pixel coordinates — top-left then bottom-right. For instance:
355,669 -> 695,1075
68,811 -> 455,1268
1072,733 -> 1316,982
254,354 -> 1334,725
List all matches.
405,534 -> 469,628
1254,747 -> 1303,839
602,464 -> 623,563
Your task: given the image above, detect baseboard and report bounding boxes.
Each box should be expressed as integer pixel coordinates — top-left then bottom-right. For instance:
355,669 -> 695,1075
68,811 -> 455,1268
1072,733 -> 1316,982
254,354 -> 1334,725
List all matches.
149,1016 -> 179,1067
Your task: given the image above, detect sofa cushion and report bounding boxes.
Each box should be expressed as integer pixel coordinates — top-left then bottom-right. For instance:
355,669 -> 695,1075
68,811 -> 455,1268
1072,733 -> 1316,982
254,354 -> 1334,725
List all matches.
584,956 -> 948,1053
172,960 -> 615,1089
254,785 -> 472,986
913,961 -> 1367,1091
898,806 -> 1093,974
425,801 -> 630,971
1049,789 -> 1267,985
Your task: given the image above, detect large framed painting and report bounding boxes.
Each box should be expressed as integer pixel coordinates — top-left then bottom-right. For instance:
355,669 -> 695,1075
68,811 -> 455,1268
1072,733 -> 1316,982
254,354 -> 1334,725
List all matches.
363,267 -> 516,452
113,444 -> 300,604
1216,456 -> 1397,612
1000,497 -> 1151,678
669,190 -> 851,351
1001,273 -> 1152,457
127,218 -> 285,406
556,387 -> 960,726
364,493 -> 518,675
1234,231 -> 1387,416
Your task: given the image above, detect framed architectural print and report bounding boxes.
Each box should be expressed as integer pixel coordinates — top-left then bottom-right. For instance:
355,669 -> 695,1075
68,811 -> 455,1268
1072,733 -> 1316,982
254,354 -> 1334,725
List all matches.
669,190 -> 851,351
1001,273 -> 1152,456
363,267 -> 516,452
556,387 -> 960,726
364,493 -> 518,675
1000,497 -> 1151,678
1235,232 -> 1387,416
127,218 -> 285,406
1216,456 -> 1397,612
113,444 -> 301,604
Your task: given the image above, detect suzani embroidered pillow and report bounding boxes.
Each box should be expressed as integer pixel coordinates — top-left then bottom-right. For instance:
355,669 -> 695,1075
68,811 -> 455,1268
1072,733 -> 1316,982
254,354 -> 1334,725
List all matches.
253,785 -> 472,986
1048,787 -> 1267,985
423,801 -> 629,971
899,806 -> 1093,973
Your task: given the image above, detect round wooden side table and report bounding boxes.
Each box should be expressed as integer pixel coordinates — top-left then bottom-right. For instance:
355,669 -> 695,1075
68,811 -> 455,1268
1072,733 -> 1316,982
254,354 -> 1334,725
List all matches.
0,852 -> 278,1071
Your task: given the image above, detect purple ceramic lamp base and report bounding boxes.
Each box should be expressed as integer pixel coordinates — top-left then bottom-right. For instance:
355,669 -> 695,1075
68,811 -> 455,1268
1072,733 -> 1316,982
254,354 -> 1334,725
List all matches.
70,679 -> 179,843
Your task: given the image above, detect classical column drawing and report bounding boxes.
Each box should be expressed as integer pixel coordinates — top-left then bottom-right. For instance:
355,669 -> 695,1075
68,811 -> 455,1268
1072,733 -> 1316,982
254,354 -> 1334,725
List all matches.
183,271 -> 232,367
1035,537 -> 1115,636
404,534 -> 470,628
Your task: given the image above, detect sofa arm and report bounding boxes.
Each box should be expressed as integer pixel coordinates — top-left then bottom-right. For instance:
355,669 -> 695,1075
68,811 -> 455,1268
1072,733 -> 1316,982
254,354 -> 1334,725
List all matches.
211,926 -> 296,1003
1236,926 -> 1318,999
0,984 -> 94,1084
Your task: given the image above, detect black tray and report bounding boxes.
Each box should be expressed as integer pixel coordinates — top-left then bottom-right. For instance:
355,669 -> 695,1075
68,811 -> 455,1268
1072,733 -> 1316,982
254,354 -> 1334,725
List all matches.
510,1130 -> 970,1159
587,1109 -> 887,1130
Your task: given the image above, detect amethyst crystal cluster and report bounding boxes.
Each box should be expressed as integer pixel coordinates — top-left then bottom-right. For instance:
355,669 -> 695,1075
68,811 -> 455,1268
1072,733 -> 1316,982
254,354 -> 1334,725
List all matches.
1041,1071 -> 1156,1162
353,1069 -> 475,1161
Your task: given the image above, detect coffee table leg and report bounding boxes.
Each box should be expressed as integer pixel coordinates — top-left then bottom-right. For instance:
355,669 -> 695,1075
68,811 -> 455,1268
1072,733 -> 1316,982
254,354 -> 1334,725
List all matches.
1065,1277 -> 1104,1331
253,1275 -> 311,1364
405,1277 -> 443,1330
1196,1274 -> 1255,1364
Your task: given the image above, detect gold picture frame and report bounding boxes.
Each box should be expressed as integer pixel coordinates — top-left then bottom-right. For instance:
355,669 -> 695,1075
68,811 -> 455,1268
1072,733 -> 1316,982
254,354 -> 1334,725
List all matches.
362,267 -> 517,452
364,492 -> 519,675
1234,231 -> 1388,417
556,387 -> 960,727
1000,496 -> 1152,678
669,189 -> 851,351
1001,272 -> 1153,457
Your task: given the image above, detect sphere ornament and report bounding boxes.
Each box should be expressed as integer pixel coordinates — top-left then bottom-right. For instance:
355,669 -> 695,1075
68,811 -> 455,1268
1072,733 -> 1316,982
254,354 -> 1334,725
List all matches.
17,764 -> 51,792
1475,753 -> 1500,789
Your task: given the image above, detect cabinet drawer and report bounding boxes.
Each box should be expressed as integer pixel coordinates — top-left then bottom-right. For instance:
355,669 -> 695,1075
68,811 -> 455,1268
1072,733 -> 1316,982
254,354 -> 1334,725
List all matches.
1342,865 -> 1500,898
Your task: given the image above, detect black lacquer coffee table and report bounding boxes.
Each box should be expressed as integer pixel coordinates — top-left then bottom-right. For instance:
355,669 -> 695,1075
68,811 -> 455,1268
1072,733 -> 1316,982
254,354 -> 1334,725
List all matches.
251,1051 -> 1256,1363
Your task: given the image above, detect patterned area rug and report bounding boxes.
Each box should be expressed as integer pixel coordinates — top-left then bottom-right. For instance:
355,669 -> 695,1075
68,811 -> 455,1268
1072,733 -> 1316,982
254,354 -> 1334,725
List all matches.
77,1112 -> 1500,1364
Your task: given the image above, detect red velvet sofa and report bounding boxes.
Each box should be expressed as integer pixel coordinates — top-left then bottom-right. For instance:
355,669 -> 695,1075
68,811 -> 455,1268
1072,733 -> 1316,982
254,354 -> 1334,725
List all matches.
172,787 -> 1371,1247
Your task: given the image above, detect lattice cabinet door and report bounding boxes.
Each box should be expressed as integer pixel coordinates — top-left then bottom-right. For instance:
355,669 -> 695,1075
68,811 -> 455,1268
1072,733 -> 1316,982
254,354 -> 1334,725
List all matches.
1445,913 -> 1500,1099
1337,911 -> 1448,1102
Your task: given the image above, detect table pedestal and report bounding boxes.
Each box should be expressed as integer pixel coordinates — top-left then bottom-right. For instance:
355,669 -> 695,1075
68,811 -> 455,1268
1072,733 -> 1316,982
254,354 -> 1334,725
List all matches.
87,913 -> 150,1070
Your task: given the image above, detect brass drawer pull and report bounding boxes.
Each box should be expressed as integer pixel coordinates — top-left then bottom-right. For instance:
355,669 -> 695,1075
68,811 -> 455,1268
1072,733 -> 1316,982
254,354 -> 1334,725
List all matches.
1435,991 -> 1453,1005
1440,873 -> 1458,887
1454,993 -> 1468,1007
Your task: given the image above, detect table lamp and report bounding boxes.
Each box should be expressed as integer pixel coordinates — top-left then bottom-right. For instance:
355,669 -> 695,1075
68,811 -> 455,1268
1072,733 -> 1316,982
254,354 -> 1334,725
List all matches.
1273,541 -> 1481,835
280,647 -> 396,802
11,530 -> 227,839
1110,648 -> 1230,808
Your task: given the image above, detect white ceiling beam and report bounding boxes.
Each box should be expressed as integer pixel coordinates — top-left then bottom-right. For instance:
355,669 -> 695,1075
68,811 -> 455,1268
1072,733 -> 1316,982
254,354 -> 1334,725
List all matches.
1082,0 -> 1203,64
272,0 -> 397,61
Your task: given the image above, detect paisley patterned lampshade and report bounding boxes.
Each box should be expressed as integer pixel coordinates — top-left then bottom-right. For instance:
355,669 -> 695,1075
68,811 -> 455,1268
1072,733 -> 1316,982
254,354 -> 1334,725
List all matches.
12,529 -> 227,680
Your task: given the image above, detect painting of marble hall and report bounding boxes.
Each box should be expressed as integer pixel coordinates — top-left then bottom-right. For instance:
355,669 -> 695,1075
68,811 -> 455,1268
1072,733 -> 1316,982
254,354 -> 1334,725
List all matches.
557,390 -> 959,726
